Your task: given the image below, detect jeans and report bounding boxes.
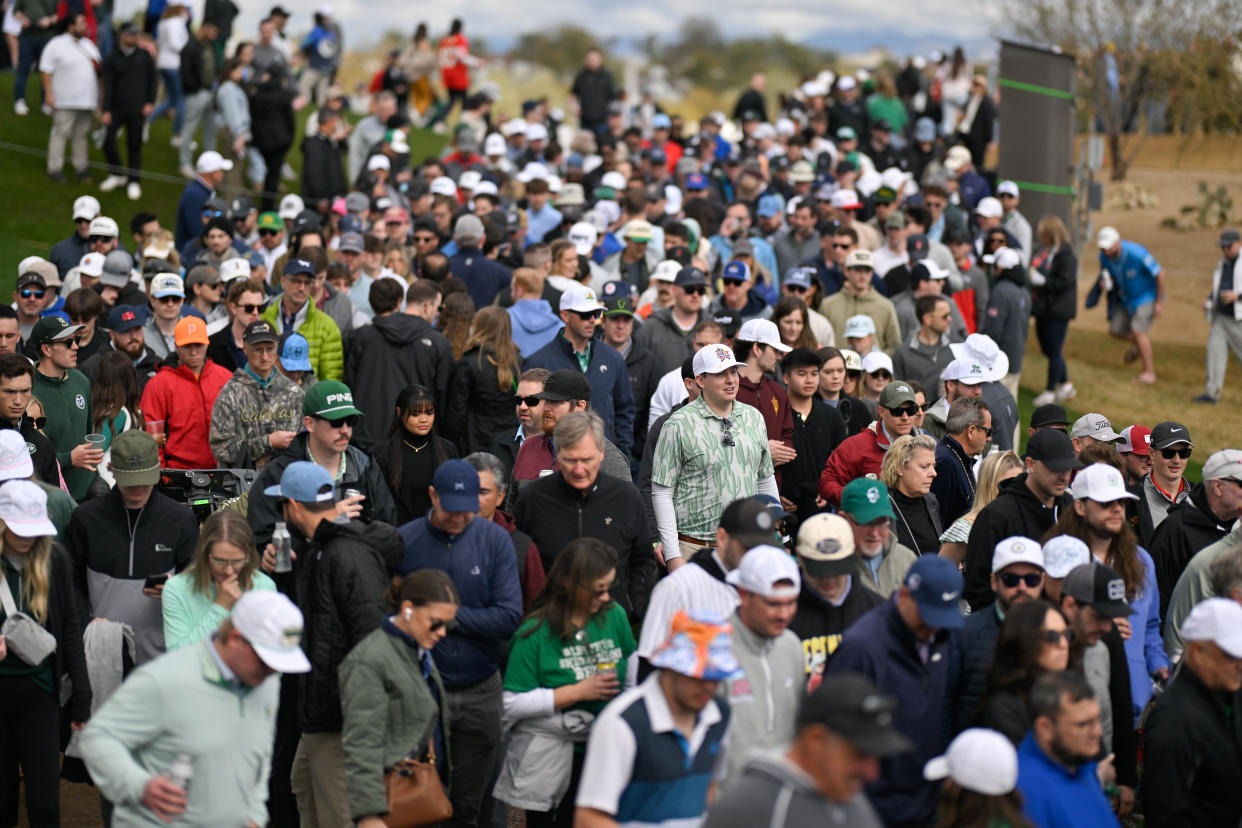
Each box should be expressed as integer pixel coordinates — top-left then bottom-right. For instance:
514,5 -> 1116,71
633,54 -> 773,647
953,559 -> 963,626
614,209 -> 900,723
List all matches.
48,107 -> 93,174
104,109 -> 144,182
14,31 -> 49,104
179,89 -> 216,169
444,671 -> 504,828
0,675 -> 61,827
1035,317 -> 1069,390
149,68 -> 185,133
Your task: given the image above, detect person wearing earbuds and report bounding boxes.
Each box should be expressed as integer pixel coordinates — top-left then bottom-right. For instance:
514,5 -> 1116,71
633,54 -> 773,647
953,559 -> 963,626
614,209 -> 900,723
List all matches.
339,569 -> 460,828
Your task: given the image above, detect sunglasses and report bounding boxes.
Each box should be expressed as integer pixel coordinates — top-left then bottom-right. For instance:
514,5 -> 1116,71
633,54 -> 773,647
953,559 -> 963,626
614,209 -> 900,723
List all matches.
20,289 -> 46,299
721,417 -> 735,447
156,295 -> 182,303
784,284 -> 809,294
89,235 -> 113,244
202,210 -> 225,218
971,423 -> 994,438
1041,628 -> 1074,645
722,277 -> 747,287
30,416 -> 47,430
318,414 -> 358,429
514,395 -> 542,408
235,303 -> 262,314
573,310 -> 602,321
999,572 -> 1042,588
832,243 -> 852,250
887,405 -> 919,418
429,617 -> 458,633
258,228 -> 281,237
680,285 -> 707,295
1160,447 -> 1192,459
869,370 -> 894,380
54,336 -> 83,348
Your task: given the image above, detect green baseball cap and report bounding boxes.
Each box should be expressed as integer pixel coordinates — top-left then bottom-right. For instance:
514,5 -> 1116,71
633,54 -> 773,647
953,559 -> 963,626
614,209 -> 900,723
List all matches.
257,212 -> 283,232
302,380 -> 364,419
841,478 -> 895,524
110,430 -> 161,486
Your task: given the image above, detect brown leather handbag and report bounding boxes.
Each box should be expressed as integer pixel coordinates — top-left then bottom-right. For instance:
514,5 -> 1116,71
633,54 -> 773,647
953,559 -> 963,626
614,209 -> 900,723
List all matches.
383,746 -> 452,828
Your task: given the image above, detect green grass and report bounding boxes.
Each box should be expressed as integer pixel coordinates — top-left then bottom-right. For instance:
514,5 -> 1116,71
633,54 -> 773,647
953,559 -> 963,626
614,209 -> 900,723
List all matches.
1,75 -> 443,296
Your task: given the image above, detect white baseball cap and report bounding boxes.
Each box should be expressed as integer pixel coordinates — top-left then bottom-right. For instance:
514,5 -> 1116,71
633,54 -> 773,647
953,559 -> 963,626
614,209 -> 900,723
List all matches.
830,189 -> 862,209
502,118 -> 528,138
997,181 -> 1020,198
429,176 -> 458,197
839,348 -> 863,372
601,171 -> 628,192
991,536 -> 1045,573
458,170 -> 482,191
516,162 -> 550,184
1070,463 -> 1139,503
72,195 -> 101,221
861,351 -> 894,375
0,430 -> 34,481
278,194 -> 305,221
924,728 -> 1018,796
693,343 -> 746,376
1182,597 -> 1242,658
366,154 -> 391,172
975,197 -> 1003,218
559,285 -> 606,314
725,544 -> 801,599
526,123 -> 549,142
844,314 -> 877,339
1041,536 -> 1091,579
484,133 -> 507,155
1097,226 -> 1121,250
231,590 -> 312,674
78,252 -> 105,278
651,260 -> 682,284
567,222 -> 599,256
88,216 -> 119,238
219,258 -> 252,283
196,150 -> 234,175
473,180 -> 499,198
836,75 -> 857,92
736,318 -> 792,353
1204,449 -> 1242,482
982,247 -> 1022,271
0,480 -> 56,538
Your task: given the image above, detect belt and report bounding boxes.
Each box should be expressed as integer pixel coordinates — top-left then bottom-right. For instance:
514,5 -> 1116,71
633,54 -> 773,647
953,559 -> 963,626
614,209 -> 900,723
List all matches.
677,533 -> 712,547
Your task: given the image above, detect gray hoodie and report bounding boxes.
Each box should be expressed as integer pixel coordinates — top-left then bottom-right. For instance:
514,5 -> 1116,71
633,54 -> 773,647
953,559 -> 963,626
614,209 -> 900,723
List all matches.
703,754 -> 883,828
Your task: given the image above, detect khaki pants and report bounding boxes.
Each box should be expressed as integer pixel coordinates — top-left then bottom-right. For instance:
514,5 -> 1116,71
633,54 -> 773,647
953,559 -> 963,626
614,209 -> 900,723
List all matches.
1205,313 -> 1242,399
677,539 -> 712,561
290,731 -> 351,828
1000,371 -> 1021,402
48,108 -> 92,175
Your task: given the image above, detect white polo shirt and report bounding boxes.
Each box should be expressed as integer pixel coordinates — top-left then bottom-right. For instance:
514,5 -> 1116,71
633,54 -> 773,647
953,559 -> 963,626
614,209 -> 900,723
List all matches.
39,33 -> 100,111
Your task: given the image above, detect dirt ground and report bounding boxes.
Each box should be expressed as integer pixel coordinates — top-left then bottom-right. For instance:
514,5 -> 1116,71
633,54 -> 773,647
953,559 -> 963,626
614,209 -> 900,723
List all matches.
1020,139 -> 1242,457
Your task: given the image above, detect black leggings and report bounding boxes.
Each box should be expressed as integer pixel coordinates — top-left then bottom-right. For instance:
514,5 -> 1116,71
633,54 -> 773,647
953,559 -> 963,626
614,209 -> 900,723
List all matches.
0,674 -> 61,827
1035,317 -> 1070,390
259,148 -> 289,214
104,109 -> 145,182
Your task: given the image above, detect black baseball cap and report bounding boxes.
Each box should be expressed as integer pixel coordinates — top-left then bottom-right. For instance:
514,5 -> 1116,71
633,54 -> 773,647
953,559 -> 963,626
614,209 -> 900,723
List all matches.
1149,421 -> 1194,450
719,497 -> 782,548
1030,403 -> 1069,430
1062,562 -> 1135,618
243,320 -> 280,345
674,266 -> 707,288
536,369 -> 592,402
906,234 -> 929,258
798,674 -> 913,756
712,311 -> 740,339
1026,429 -> 1082,473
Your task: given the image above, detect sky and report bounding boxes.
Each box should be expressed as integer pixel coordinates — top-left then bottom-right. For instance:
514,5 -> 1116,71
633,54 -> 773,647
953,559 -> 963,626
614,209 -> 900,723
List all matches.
118,0 -> 1001,58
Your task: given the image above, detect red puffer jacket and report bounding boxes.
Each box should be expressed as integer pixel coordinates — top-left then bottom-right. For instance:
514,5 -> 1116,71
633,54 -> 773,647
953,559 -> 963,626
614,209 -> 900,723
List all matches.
818,421 -> 892,507
139,359 -> 233,469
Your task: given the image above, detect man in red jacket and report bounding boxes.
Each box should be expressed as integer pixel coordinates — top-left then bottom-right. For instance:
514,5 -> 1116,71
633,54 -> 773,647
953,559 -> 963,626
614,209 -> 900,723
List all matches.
140,316 -> 232,469
818,381 -> 919,507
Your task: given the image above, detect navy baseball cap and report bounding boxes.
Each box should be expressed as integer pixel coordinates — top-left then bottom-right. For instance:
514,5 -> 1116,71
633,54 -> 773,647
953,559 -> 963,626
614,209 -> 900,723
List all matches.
904,555 -> 965,629
432,459 -> 480,513
107,304 -> 146,332
674,266 -> 707,288
684,173 -> 708,191
283,258 -> 315,279
264,461 -> 335,503
783,267 -> 815,290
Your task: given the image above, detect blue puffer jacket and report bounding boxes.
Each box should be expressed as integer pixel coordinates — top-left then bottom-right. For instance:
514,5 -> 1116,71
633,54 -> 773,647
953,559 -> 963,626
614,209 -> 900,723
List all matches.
522,333 -> 636,457
826,597 -> 954,828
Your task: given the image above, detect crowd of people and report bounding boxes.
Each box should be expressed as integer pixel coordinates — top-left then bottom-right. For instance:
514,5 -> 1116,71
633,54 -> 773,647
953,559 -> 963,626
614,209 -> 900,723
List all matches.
2,6 -> 1242,828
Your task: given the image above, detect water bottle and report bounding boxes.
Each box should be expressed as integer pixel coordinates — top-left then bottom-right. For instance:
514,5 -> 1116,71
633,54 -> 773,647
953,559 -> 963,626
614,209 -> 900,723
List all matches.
168,752 -> 193,793
273,522 -> 293,573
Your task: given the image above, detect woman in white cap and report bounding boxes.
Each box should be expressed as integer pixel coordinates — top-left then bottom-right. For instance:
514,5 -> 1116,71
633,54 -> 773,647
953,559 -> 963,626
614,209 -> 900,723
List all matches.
0,479 -> 90,826
339,568 -> 459,828
161,510 -> 276,651
924,727 -> 1035,827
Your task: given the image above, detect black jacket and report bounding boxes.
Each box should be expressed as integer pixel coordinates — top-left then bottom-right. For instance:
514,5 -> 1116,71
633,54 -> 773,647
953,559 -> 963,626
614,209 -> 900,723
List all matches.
0,414 -> 58,487
101,46 -> 157,114
963,473 -> 1071,610
1031,245 -> 1078,320
1143,663 -> 1242,827
513,471 -> 658,623
570,66 -> 617,124
789,578 -> 881,676
639,402 -> 686,546
889,490 -> 943,557
617,335 -> 661,459
80,345 -> 162,395
930,434 -> 975,528
444,346 -> 522,455
249,72 -> 296,157
829,395 -> 875,437
296,517 -> 403,733
1150,484 -> 1232,619
344,313 -> 454,452
782,399 -> 846,519
206,326 -> 242,373
179,36 -> 210,95
301,132 -> 348,208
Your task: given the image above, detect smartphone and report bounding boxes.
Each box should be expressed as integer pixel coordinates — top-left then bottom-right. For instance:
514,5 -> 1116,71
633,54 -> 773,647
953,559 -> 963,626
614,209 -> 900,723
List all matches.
144,573 -> 169,590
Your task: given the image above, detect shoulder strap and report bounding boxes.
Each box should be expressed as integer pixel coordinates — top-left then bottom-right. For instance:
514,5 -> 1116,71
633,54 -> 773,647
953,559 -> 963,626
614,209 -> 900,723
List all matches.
0,572 -> 18,617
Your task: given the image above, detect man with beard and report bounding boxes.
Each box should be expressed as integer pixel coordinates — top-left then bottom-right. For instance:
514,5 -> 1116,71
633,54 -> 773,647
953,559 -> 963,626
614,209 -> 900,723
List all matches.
80,304 -> 162,393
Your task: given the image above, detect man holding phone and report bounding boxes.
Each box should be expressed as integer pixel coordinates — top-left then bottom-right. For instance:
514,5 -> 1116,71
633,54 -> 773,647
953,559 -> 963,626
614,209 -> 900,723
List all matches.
65,430 -> 199,663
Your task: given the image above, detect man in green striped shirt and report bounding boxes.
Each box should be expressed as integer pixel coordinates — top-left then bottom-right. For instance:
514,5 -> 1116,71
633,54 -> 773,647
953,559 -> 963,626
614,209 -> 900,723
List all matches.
652,343 -> 778,570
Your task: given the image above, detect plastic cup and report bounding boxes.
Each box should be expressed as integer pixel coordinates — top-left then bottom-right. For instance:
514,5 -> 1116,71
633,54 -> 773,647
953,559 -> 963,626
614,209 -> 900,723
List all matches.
145,419 -> 165,435
85,434 -> 106,448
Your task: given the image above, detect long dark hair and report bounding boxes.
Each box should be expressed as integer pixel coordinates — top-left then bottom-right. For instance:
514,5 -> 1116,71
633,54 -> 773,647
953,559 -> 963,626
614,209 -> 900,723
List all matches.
983,600 -> 1064,706
771,296 -> 818,350
92,351 -> 145,433
1044,507 -> 1143,600
385,569 -> 459,610
932,780 -> 1035,828
521,538 -> 617,642
376,385 -> 451,490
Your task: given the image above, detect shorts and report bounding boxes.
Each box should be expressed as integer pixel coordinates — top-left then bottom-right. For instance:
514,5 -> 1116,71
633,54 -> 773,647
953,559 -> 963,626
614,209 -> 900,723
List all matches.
1110,301 -> 1155,335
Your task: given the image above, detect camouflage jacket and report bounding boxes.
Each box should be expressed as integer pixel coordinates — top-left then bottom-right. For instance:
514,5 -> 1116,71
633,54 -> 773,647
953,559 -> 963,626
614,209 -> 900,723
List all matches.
209,367 -> 305,469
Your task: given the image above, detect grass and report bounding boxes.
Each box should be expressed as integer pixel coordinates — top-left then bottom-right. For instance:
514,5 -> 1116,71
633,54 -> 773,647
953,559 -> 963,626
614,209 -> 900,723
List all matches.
0,74 -> 444,296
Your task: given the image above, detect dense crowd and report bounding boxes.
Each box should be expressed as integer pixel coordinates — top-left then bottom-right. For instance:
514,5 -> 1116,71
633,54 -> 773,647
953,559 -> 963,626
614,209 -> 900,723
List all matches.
3,5 -> 1242,828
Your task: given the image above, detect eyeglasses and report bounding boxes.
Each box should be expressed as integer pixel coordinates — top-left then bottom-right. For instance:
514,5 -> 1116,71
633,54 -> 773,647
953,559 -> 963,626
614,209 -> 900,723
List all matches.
1160,447 -> 1192,460
722,277 -> 747,287
285,277 -> 313,288
721,417 -> 735,447
514,395 -> 542,408
1041,628 -> 1074,645
680,285 -> 707,295
573,310 -> 602,321
999,572 -> 1042,588
19,289 -> 46,299
428,617 -> 458,632
887,405 -> 919,418
258,228 -> 281,237
317,414 -> 358,429
235,304 -> 262,314
971,423 -> 994,438
209,556 -> 247,570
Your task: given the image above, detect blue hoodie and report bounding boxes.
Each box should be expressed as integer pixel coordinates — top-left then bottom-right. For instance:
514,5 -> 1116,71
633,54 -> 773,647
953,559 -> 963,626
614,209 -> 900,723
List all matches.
508,299 -> 563,359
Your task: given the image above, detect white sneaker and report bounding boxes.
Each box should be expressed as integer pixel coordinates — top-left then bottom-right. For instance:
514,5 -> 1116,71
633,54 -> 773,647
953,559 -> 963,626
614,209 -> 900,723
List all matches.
13,99 -> 28,116
1032,390 -> 1056,407
1055,382 -> 1077,401
142,122 -> 150,143
178,164 -> 196,179
281,162 -> 297,181
127,182 -> 142,200
170,134 -> 181,148
40,102 -> 52,116
99,174 -> 126,192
